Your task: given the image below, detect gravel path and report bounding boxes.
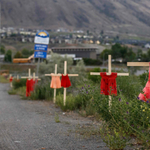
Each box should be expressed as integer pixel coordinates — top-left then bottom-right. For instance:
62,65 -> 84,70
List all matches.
0,83 -> 109,150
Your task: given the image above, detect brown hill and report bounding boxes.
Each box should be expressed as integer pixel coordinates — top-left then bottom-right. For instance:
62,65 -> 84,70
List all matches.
2,0 -> 150,36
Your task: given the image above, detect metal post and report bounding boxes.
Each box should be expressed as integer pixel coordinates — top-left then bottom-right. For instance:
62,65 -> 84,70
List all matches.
36,58 -> 40,77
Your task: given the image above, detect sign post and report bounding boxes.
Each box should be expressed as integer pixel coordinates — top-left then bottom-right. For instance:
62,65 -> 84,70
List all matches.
34,30 -> 50,77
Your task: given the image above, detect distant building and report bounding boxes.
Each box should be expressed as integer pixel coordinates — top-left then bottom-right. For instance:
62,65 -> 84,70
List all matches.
0,55 -> 4,62
145,43 -> 150,49
51,47 -> 97,59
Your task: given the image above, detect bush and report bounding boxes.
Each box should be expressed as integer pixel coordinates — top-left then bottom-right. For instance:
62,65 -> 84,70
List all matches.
83,58 -> 102,65
30,80 -> 63,100
12,79 -> 27,89
4,50 -> 12,62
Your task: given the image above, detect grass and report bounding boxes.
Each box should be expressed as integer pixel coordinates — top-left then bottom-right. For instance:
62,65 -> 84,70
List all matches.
1,64 -> 36,73
55,113 -> 61,123
8,86 -> 26,98
8,66 -> 150,149
0,75 -> 9,83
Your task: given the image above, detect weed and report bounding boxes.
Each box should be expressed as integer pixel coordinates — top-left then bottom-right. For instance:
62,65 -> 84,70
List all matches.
55,113 -> 61,123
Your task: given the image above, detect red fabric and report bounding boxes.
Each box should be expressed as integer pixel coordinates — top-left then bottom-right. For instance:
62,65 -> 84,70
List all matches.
26,79 -> 38,97
139,62 -> 150,101
100,72 -> 117,96
26,79 -> 30,97
9,77 -> 13,82
61,74 -> 71,88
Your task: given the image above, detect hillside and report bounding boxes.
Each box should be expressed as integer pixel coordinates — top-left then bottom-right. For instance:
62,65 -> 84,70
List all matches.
2,0 -> 150,36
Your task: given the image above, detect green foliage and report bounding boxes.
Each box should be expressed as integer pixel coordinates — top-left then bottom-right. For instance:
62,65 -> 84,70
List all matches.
4,50 -> 12,62
30,80 -> 63,100
39,53 -> 86,88
100,49 -> 112,60
139,70 -> 149,87
125,48 -> 136,62
110,43 -> 136,62
8,86 -> 26,97
111,43 -> 122,59
56,93 -> 86,111
12,79 -> 27,89
0,75 -> 9,83
14,51 -> 23,58
100,124 -> 131,150
88,68 -> 101,83
83,58 -> 102,65
0,45 -> 5,54
55,113 -> 61,123
21,49 -> 34,58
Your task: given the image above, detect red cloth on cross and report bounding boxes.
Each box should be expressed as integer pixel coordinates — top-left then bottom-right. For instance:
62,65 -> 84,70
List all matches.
26,79 -> 31,97
9,77 -> 13,82
100,72 -> 117,96
138,62 -> 150,101
61,74 -> 71,88
26,79 -> 38,97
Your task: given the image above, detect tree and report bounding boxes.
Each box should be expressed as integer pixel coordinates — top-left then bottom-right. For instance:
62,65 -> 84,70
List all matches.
0,45 -> 5,54
120,46 -> 127,59
22,49 -> 34,57
125,48 -> 136,62
111,43 -> 122,59
100,49 -> 112,60
22,49 -> 29,56
14,51 -> 23,58
4,50 -> 12,62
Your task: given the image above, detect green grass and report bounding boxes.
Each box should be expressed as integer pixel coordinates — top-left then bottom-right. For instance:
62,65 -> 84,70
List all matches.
8,86 -> 26,98
1,64 -> 36,73
0,75 -> 9,83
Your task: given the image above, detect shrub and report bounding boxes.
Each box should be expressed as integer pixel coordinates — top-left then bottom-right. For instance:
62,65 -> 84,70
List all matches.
30,79 -> 63,100
12,79 -> 27,89
83,58 -> 102,65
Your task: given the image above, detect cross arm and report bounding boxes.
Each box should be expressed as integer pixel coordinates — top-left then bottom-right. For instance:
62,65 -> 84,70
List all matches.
45,73 -> 79,77
90,72 -> 129,76
45,73 -> 61,76
67,74 -> 79,77
127,62 -> 149,66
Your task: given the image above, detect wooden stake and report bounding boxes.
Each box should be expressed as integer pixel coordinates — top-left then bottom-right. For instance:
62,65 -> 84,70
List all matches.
54,64 -> 57,103
21,69 -> 32,80
64,61 -> 67,106
9,74 -> 12,88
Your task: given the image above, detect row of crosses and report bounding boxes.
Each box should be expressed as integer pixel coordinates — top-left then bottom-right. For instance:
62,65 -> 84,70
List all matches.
9,55 -> 148,108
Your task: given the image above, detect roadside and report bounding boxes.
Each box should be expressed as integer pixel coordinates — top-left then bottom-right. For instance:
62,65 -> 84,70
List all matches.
0,83 -> 110,150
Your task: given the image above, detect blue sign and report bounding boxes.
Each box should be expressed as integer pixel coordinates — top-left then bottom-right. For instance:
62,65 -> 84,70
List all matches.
34,44 -> 48,51
34,30 -> 50,44
34,51 -> 47,59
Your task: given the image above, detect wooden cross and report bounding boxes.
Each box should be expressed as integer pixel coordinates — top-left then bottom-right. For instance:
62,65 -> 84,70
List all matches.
45,64 -> 59,103
21,69 -> 40,80
46,61 -> 78,106
90,55 -> 129,109
21,69 -> 32,80
62,61 -> 79,106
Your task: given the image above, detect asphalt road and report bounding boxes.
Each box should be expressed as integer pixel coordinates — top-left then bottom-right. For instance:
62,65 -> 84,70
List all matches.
0,83 -> 109,150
